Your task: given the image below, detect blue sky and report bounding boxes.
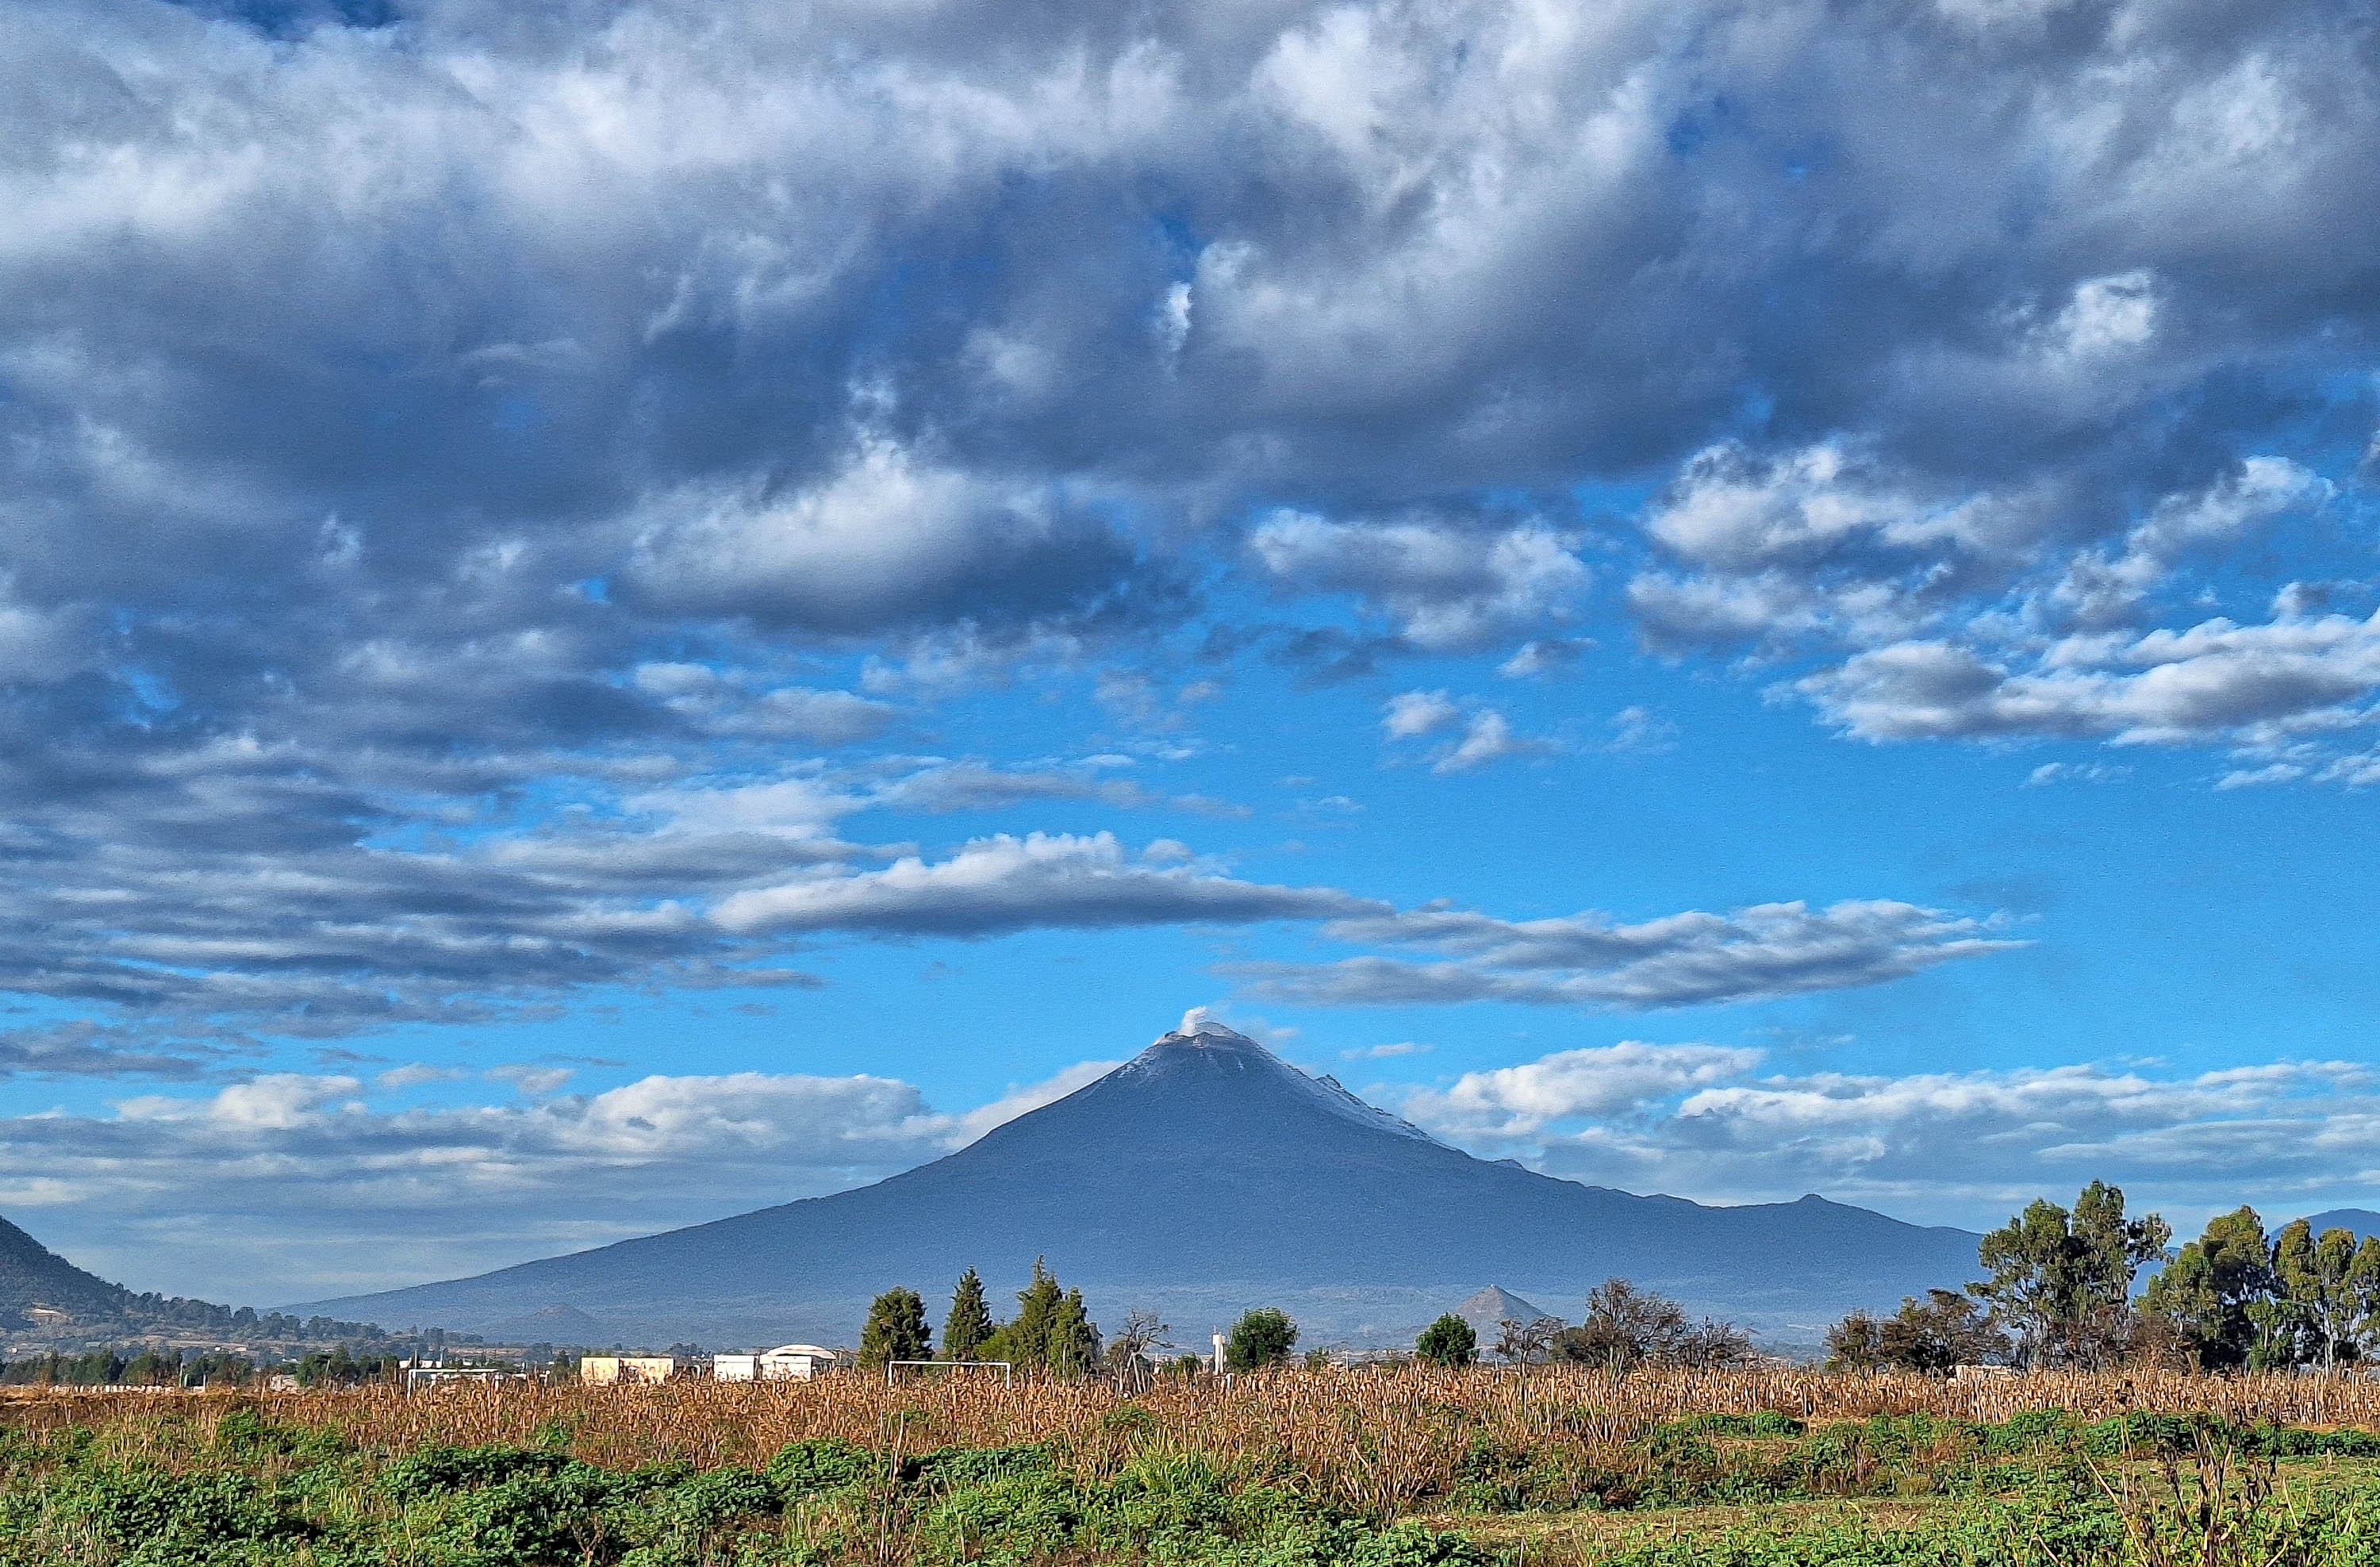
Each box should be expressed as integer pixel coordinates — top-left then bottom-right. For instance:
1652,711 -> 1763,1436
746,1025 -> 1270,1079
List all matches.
2,0 -> 2377,1304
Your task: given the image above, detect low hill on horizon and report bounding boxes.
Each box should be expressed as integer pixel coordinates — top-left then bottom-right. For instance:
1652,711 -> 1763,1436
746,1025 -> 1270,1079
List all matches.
0,1213 -> 393,1354
292,1016 -> 1983,1347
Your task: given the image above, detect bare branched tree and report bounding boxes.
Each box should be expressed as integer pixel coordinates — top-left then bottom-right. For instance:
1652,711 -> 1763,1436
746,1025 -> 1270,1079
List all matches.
1103,1308 -> 1169,1395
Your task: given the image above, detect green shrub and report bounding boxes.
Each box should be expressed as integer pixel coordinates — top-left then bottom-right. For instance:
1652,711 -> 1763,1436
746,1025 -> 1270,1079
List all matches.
47,1464 -> 309,1562
919,1471 -> 1085,1565
765,1437 -> 874,1500
909,1442 -> 1054,1490
379,1442 -> 572,1502
416,1461 -> 629,1566
1662,1410 -> 1806,1438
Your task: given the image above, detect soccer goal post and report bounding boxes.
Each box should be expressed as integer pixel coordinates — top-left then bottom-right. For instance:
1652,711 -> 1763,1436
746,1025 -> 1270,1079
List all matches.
885,1360 -> 1014,1386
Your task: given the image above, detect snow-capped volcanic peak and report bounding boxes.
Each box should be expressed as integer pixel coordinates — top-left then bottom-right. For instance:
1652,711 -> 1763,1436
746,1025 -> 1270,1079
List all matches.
1131,1009 -> 1272,1063
1127,1010 -> 1438,1143
1168,1005 -> 1240,1041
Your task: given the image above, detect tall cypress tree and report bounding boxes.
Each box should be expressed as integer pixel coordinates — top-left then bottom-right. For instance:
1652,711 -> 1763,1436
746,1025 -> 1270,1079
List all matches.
1008,1258 -> 1062,1369
857,1287 -> 931,1369
1049,1287 -> 1101,1377
943,1268 -> 996,1362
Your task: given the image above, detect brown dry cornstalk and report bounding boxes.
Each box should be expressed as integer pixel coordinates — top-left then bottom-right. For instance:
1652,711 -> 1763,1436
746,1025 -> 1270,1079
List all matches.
3,1366 -> 2374,1516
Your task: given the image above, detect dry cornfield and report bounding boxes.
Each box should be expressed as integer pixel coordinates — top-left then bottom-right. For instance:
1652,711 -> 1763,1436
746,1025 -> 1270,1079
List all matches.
6,1366 -> 2378,1515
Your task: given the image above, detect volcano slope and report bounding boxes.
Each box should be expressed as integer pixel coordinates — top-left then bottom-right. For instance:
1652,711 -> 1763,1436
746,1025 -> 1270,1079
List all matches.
294,1018 -> 1979,1347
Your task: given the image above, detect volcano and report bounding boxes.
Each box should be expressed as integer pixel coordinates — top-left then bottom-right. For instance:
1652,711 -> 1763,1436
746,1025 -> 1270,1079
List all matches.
294,1015 -> 1980,1347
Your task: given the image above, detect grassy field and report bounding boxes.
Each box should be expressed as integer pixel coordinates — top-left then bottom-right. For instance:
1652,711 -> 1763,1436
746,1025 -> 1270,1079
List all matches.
1,1368 -> 2376,1564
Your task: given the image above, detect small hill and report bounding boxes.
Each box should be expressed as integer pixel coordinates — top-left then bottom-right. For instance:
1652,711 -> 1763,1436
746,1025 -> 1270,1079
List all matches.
0,1213 -> 390,1351
294,1014 -> 1983,1346
1453,1285 -> 1549,1340
473,1304 -> 614,1344
0,1215 -> 136,1322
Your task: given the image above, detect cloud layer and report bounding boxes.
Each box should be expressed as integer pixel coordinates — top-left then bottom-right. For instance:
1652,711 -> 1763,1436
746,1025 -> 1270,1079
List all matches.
1397,1044 -> 2380,1226
0,0 -> 2371,1067
6,1058 -> 1112,1302
2,0 -> 2375,1281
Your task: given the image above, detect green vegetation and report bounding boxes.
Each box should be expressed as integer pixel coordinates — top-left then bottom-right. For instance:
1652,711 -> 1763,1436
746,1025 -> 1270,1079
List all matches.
1826,1291 -> 2007,1374
1417,1315 -> 1477,1368
0,1407 -> 1494,1566
941,1270 -> 994,1362
0,1343 -> 482,1388
1223,1308 -> 1297,1370
0,1401 -> 2374,1564
1830,1183 -> 2380,1375
1440,1409 -> 2380,1565
858,1289 -> 932,1369
1549,1280 -> 1752,1369
973,1260 -> 1102,1377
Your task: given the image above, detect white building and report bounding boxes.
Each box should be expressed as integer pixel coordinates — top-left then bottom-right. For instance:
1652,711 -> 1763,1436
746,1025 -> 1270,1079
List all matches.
712,1343 -> 838,1381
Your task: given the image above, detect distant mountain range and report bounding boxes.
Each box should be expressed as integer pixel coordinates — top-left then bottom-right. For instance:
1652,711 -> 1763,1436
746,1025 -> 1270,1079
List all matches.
293,1015 -> 1990,1348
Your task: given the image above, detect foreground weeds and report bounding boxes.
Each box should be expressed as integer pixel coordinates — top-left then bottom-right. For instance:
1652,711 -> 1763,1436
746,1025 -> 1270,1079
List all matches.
0,1373 -> 2375,1565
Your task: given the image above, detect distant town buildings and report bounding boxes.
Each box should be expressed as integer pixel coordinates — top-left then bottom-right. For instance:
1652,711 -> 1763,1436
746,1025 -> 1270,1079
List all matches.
404,1365 -> 532,1391
712,1343 -> 838,1381
578,1354 -> 681,1385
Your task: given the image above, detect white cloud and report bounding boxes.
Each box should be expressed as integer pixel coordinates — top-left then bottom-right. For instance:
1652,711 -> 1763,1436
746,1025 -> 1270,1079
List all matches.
625,436 -> 1130,634
2,1059 -> 1117,1301
1498,638 -> 1590,678
1236,897 -> 2021,1011
633,664 -> 898,744
1406,1042 -> 1760,1135
2024,761 -> 2130,787
1382,692 -> 1556,772
1342,1041 -> 1431,1059
1603,705 -> 1678,756
1430,709 -> 1552,773
376,1063 -> 469,1090
2052,459 -> 2331,631
488,1063 -> 578,1097
1253,513 -> 1589,652
1799,605 -> 2380,746
1399,1045 -> 2380,1227
1382,689 -> 1461,739
1645,444 -> 1916,575
1630,442 -> 2360,773
2039,270 -> 2160,362
952,1060 -> 1123,1141
712,831 -> 1374,937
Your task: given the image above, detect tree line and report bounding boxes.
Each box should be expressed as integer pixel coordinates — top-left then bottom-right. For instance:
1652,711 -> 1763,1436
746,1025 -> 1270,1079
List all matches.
0,1345 -> 418,1388
859,1260 -> 1120,1377
1413,1279 -> 1756,1369
8,1297 -> 401,1346
1827,1182 -> 2380,1373
861,1269 -> 1758,1377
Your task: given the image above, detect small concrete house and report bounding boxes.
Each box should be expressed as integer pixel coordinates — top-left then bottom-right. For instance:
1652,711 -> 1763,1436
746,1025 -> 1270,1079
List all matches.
579,1355 -> 679,1385
712,1344 -> 838,1381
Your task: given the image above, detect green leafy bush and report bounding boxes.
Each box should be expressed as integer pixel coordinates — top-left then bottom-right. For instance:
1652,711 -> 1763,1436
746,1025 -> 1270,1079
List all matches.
766,1436 -> 874,1500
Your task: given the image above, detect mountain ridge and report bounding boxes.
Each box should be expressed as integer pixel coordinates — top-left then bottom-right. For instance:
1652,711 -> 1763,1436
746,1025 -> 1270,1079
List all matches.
0,1212 -> 395,1352
290,1016 -> 1983,1346
2296,1209 -> 2380,1242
